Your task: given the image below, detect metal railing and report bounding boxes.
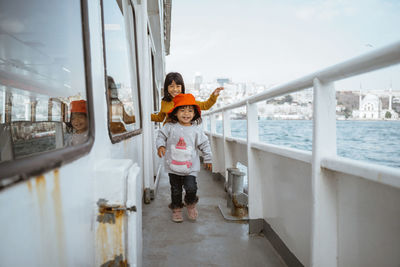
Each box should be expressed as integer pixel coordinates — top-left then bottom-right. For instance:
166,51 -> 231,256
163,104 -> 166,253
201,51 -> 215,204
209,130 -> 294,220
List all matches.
202,40 -> 400,267
203,40 -> 400,186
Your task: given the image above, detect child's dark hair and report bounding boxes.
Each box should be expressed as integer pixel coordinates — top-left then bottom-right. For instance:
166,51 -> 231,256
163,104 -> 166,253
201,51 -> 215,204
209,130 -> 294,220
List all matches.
162,72 -> 185,102
167,105 -> 202,125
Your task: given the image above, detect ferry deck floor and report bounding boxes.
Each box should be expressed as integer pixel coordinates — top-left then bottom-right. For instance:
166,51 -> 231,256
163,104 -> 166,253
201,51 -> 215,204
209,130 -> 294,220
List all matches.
143,167 -> 287,267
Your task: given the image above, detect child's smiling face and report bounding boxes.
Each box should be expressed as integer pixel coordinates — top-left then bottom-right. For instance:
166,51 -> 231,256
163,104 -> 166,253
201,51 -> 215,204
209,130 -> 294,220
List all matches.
176,105 -> 194,126
71,113 -> 88,133
168,80 -> 182,98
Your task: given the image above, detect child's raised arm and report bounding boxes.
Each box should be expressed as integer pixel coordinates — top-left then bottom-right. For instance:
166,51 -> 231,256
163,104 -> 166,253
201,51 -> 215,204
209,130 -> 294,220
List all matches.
151,111 -> 166,122
212,87 -> 224,96
151,99 -> 176,122
196,87 -> 224,111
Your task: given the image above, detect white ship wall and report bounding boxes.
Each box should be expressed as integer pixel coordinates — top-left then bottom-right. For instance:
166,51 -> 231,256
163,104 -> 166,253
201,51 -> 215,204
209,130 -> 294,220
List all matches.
0,0 -> 166,266
209,132 -> 400,267
336,172 -> 400,266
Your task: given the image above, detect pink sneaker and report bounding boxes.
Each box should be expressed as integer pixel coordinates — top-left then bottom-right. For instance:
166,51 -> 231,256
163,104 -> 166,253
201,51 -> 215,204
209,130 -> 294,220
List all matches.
186,204 -> 198,221
172,208 -> 183,223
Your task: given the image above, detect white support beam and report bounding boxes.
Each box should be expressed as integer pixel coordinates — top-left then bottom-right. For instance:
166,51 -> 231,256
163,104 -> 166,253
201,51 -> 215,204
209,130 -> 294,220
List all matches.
223,110 -> 232,179
247,102 -> 262,220
210,113 -> 216,134
209,114 -> 219,172
310,78 -> 338,267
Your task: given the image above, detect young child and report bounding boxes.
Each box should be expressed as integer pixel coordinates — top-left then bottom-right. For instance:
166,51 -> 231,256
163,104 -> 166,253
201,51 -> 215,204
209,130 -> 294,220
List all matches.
65,100 -> 89,146
151,72 -> 223,123
156,93 -> 212,223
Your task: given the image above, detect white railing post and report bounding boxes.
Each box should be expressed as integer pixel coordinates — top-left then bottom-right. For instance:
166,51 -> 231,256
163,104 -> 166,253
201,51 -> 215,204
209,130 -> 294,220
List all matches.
223,110 -> 232,179
209,114 -> 219,172
223,110 -> 231,138
311,78 -> 338,267
203,115 -> 208,131
210,113 -> 216,133
247,102 -> 263,221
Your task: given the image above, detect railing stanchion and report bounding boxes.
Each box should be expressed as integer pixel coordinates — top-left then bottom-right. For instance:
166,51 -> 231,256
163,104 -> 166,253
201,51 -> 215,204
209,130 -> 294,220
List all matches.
209,113 -> 219,173
311,78 -> 338,267
223,110 -> 232,181
247,101 -> 263,233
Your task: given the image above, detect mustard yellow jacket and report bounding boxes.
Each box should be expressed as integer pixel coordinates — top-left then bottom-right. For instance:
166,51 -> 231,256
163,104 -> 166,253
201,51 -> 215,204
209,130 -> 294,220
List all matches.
151,94 -> 218,123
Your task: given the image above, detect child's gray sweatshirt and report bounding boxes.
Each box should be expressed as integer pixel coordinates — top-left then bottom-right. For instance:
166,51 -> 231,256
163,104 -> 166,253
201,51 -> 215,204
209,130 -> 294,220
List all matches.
156,123 -> 212,176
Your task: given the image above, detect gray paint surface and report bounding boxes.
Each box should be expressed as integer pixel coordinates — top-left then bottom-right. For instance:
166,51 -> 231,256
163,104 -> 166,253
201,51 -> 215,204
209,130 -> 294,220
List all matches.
143,167 -> 286,267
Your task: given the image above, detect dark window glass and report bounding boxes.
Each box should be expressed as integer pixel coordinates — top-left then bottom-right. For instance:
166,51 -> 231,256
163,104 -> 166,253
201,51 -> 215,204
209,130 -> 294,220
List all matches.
0,0 -> 89,164
103,0 -> 141,138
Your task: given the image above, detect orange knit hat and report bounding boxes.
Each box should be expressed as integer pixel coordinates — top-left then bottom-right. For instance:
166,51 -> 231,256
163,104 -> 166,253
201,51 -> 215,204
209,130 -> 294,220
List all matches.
70,100 -> 87,113
167,94 -> 201,115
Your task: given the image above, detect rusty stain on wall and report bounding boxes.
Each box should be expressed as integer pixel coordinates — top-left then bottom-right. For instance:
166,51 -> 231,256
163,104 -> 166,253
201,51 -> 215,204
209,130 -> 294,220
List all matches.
97,223 -> 109,264
97,199 -> 125,224
115,213 -> 124,258
96,199 -> 126,265
35,175 -> 48,265
35,175 -> 47,214
96,216 -> 125,265
27,179 -> 33,193
100,254 -> 128,267
52,169 -> 66,266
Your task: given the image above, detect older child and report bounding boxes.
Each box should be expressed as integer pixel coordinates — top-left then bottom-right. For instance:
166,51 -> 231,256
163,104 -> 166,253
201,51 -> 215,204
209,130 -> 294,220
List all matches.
151,72 -> 223,123
156,93 -> 212,223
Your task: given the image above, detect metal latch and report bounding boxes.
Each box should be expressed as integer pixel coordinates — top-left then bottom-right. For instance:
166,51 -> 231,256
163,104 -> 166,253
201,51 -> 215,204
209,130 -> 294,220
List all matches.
97,199 -> 136,213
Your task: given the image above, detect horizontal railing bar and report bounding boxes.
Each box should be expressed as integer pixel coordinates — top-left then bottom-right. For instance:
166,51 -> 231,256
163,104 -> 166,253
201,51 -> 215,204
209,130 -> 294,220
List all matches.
321,156 -> 400,189
251,141 -> 312,164
206,130 -> 400,187
206,131 -> 312,163
205,131 -> 223,138
204,40 -> 400,116
225,136 -> 247,145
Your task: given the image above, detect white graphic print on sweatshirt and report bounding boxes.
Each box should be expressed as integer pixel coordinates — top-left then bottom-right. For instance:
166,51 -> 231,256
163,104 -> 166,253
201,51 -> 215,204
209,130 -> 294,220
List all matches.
170,137 -> 193,174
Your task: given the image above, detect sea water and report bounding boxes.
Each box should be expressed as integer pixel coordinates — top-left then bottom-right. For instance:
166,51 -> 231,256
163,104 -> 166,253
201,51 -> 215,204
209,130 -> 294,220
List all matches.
214,119 -> 400,169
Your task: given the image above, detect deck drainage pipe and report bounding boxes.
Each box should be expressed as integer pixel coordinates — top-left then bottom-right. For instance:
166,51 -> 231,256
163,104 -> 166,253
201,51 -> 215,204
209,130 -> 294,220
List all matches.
231,169 -> 247,218
226,167 -> 239,195
226,167 -> 239,208
231,169 -> 245,195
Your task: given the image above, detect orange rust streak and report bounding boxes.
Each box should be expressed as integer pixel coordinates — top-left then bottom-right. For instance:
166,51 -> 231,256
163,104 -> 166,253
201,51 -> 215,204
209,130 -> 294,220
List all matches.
27,180 -> 33,193
115,211 -> 124,256
52,169 -> 66,267
96,210 -> 125,263
35,175 -> 48,263
35,175 -> 46,206
96,223 -> 109,264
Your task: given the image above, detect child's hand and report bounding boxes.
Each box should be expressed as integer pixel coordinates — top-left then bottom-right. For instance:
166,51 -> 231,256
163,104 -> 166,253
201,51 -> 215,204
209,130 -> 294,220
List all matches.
157,146 -> 166,158
212,87 -> 224,96
204,163 -> 212,171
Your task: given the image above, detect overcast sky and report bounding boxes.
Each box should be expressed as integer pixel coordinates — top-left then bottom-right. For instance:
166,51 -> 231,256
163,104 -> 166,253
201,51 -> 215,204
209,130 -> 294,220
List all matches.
166,0 -> 400,91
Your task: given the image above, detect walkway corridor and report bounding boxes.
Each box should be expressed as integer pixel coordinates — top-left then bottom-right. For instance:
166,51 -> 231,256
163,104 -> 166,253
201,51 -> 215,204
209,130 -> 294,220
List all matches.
142,167 -> 286,267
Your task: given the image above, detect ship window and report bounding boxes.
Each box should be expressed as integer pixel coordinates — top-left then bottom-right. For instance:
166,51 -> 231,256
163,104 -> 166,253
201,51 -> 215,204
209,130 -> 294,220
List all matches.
102,0 -> 142,142
151,52 -> 159,112
0,0 -> 93,184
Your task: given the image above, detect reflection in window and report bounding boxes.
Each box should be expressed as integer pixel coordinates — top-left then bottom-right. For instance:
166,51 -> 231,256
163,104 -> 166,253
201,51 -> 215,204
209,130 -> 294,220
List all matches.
0,0 -> 88,164
64,100 -> 88,146
103,0 -> 141,137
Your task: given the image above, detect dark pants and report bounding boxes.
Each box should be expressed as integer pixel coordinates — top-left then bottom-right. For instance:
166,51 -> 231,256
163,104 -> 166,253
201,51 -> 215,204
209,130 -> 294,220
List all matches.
169,173 -> 198,209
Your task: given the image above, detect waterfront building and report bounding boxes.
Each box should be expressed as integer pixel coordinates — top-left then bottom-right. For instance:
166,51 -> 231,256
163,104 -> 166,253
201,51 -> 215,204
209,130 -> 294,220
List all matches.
353,89 -> 399,120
